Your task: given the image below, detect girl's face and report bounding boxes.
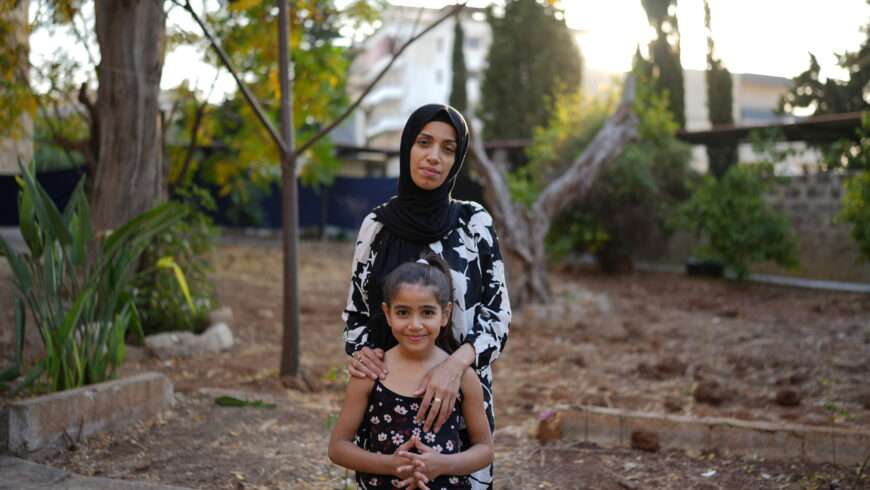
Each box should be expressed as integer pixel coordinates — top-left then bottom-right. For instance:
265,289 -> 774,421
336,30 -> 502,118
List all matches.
382,283 -> 452,353
409,121 -> 458,190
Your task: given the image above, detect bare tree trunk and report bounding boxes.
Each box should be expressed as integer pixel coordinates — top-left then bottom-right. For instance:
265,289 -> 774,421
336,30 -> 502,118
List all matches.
470,77 -> 639,306
91,0 -> 166,232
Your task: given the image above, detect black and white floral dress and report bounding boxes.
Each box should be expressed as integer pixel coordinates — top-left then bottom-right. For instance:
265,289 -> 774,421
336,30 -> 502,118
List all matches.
343,200 -> 511,489
355,380 -> 470,489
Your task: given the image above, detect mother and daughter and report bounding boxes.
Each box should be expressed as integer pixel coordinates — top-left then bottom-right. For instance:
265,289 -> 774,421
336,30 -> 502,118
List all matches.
329,105 -> 511,489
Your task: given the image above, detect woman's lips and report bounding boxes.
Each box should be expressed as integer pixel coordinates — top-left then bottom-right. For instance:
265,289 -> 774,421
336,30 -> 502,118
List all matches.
406,334 -> 428,343
420,168 -> 440,178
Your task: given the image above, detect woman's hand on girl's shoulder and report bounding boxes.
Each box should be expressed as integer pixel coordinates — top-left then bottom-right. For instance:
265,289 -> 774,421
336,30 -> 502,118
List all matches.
349,346 -> 388,380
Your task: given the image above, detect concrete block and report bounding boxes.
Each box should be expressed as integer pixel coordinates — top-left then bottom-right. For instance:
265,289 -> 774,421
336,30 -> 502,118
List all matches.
561,405 -> 870,465
2,372 -> 173,454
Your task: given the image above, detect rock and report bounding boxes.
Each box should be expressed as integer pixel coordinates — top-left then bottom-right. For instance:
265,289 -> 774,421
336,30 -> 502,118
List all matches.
208,306 -> 234,325
664,396 -> 683,413
853,390 -> 870,410
630,430 -> 659,452
775,388 -> 802,407
145,323 -> 234,360
535,411 -> 562,444
655,356 -> 687,377
200,323 -> 234,352
145,332 -> 200,360
694,380 -> 726,406
568,354 -> 586,368
638,356 -> 687,380
718,309 -> 739,318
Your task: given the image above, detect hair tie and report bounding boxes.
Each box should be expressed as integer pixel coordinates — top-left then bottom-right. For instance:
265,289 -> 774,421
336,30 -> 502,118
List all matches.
416,258 -> 429,265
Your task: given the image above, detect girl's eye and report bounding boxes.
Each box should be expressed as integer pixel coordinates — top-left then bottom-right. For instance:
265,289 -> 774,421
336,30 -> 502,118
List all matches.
443,145 -> 456,154
416,138 -> 430,146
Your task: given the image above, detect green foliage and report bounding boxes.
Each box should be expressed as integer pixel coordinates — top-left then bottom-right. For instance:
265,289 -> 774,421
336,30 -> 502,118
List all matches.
673,164 -> 799,279
525,77 -> 691,272
215,396 -> 276,409
839,171 -> 870,261
638,0 -> 685,128
0,163 -> 185,394
449,17 -> 468,114
779,10 -> 869,116
823,112 -> 870,171
194,0 -> 377,193
0,0 -> 36,140
134,186 -> 220,336
480,0 -> 582,141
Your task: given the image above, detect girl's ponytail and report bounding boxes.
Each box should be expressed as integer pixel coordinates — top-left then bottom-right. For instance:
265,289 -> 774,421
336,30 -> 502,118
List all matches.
419,253 -> 461,354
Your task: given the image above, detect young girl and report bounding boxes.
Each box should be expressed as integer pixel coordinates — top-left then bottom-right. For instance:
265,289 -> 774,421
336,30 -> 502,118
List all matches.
329,254 -> 493,490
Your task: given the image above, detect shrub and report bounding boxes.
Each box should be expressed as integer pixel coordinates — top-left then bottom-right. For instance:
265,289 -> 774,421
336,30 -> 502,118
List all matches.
839,171 -> 870,260
133,186 -> 220,336
0,164 -> 185,393
673,164 -> 799,279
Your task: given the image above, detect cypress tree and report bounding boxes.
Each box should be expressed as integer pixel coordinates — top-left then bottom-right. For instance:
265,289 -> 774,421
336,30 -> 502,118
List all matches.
480,0 -> 582,142
640,0 -> 685,128
449,17 -> 468,114
704,0 -> 737,178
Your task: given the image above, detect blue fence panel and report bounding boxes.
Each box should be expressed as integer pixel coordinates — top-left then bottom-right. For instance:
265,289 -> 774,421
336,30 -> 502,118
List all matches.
1,168 -> 396,234
0,167 -> 85,226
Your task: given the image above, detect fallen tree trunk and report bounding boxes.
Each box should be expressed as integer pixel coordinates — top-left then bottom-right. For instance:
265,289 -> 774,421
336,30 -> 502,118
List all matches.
470,77 -> 639,306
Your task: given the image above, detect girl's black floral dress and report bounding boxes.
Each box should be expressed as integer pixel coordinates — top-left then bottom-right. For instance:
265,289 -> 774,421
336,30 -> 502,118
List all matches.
355,380 -> 471,490
344,202 -> 511,488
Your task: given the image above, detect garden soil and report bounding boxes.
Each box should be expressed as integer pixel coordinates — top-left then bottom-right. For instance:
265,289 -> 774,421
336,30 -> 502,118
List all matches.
2,234 -> 869,489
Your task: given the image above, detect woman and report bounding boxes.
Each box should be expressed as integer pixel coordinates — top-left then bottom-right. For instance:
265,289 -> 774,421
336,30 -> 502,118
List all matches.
343,104 -> 510,489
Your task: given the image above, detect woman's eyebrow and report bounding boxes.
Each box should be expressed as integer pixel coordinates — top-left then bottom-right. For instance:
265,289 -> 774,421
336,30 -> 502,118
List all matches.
418,131 -> 456,144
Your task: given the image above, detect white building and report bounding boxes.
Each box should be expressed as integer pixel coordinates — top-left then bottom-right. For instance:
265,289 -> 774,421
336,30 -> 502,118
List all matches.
345,6 -> 493,177
346,5 -> 813,176
684,69 -> 818,173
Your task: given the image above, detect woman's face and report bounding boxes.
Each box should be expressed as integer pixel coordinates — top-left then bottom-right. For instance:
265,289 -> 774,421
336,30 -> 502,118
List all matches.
409,121 -> 458,191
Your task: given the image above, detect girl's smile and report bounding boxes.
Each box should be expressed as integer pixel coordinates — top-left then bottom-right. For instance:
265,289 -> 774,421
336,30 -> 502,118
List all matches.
382,283 -> 452,353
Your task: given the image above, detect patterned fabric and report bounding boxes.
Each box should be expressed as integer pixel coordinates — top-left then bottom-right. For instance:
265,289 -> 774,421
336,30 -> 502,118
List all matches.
343,200 -> 511,490
355,380 -> 470,490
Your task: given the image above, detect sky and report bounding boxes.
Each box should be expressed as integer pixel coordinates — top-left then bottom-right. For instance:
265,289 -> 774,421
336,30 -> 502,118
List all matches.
28,0 -> 869,101
387,0 -> 869,79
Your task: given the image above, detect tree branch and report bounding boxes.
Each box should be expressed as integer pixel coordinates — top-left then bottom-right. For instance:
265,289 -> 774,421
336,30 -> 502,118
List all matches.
294,2 -> 467,157
533,76 -> 639,221
466,114 -> 534,264
173,0 -> 290,156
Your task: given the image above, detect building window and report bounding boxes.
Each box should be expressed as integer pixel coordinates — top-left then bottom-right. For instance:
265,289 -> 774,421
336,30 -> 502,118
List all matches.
435,69 -> 443,84
436,37 -> 444,52
466,37 -> 480,50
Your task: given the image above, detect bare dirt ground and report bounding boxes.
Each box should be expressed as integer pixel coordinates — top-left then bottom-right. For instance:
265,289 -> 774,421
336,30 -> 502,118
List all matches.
3,234 -> 870,489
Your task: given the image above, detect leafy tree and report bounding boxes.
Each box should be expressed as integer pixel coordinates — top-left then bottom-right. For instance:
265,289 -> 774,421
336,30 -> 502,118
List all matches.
704,0 -> 736,178
673,163 -> 798,279
779,3 -> 869,116
0,0 -> 34,146
637,0 -> 685,128
480,0 -> 581,142
837,113 -> 870,258
449,16 -> 468,114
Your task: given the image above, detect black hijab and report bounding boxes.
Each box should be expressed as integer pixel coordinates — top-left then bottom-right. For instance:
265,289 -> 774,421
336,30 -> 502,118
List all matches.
365,104 -> 470,349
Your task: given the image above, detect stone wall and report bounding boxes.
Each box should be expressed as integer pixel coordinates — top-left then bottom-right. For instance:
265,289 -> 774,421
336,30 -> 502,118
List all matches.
762,172 -> 869,283
647,172 -> 870,283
